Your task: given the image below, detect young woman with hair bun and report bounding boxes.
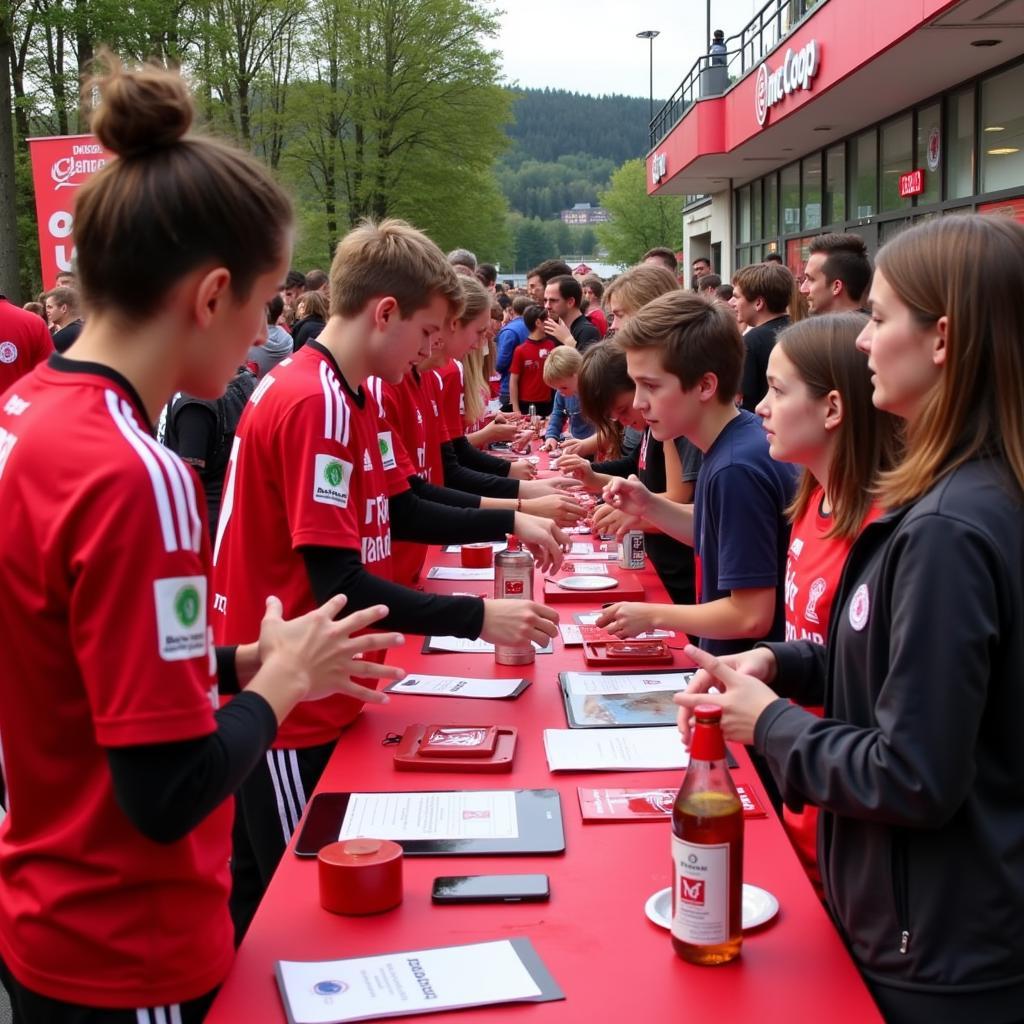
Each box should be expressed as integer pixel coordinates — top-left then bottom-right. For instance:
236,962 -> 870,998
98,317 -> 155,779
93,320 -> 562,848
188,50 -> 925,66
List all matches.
0,53 -> 403,1022
679,214 -> 1024,1023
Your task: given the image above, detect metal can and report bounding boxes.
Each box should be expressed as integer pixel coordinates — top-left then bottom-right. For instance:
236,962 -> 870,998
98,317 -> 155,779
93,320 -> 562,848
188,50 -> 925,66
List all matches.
618,530 -> 646,570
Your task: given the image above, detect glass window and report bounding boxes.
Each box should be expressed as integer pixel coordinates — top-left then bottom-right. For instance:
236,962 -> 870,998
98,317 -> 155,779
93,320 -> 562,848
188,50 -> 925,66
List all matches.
946,88 -> 975,200
736,246 -> 751,269
915,102 -> 941,205
981,64 -> 1024,194
781,163 -> 800,234
881,114 -> 912,212
764,173 -> 779,238
802,155 -> 822,231
737,186 -> 751,244
823,144 -> 845,225
849,129 -> 877,219
879,219 -> 910,244
751,180 -> 763,241
750,243 -> 763,263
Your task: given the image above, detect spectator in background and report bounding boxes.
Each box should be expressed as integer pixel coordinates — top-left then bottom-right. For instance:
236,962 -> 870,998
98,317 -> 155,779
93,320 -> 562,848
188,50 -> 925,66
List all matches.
290,290 -> 328,351
447,248 -> 477,276
697,273 -> 722,297
509,305 -> 555,417
247,295 -> 293,378
22,302 -> 46,322
43,286 -> 84,353
764,251 -> 784,265
544,274 -> 600,352
800,232 -> 872,315
690,256 -> 711,290
0,292 -> 53,393
542,346 -> 595,449
54,271 -> 77,289
496,294 -> 531,409
643,247 -> 679,273
715,283 -> 734,303
731,262 -> 794,411
580,274 -> 608,338
476,263 -> 498,292
280,269 -> 306,309
304,269 -> 329,297
526,259 -> 572,303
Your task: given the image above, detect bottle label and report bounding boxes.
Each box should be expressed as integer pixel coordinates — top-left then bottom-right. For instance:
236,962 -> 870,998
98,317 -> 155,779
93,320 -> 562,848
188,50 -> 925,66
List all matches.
671,835 -> 730,945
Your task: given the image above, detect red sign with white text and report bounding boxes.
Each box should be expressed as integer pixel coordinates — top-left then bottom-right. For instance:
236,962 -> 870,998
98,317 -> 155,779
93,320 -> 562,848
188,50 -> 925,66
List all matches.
27,134 -> 111,289
898,169 -> 925,198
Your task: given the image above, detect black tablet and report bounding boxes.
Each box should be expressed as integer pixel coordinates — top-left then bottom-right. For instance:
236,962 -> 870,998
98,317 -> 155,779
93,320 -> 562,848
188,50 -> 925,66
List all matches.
295,788 -> 565,858
557,669 -> 696,729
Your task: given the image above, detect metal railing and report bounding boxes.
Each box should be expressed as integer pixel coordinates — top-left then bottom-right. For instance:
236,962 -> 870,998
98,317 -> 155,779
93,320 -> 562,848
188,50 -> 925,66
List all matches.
649,0 -> 826,151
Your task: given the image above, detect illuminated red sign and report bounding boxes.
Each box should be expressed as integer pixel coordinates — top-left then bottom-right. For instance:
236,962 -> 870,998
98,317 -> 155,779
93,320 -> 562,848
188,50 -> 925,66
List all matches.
898,169 -> 924,198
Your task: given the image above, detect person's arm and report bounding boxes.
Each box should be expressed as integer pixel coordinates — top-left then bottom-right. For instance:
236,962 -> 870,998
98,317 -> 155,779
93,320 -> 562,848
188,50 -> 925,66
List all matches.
450,435 -> 514,477
388,487 -> 513,544
495,327 -> 518,377
603,476 -> 695,544
440,440 -> 520,497
597,587 -> 775,640
544,392 -> 568,444
407,473 -> 481,509
510,373 -> 522,415
164,401 -> 216,472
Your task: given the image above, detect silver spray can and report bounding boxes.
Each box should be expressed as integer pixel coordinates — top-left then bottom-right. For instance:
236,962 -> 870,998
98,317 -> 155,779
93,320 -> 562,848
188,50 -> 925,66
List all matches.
618,530 -> 646,570
493,536 -> 536,665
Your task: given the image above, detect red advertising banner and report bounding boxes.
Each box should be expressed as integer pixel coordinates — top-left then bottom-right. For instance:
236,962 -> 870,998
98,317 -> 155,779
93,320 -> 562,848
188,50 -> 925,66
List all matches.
978,196 -> 1024,225
898,169 -> 924,198
27,134 -> 111,290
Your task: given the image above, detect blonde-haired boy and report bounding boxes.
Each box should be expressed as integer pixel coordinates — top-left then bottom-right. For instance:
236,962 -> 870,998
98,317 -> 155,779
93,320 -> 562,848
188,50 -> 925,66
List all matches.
541,344 -> 596,452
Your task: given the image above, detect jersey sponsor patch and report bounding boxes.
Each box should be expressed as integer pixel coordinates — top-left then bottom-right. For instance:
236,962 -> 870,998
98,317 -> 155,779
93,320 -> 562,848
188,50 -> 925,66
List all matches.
2,394 -> 29,416
0,426 -> 18,479
377,431 -> 397,471
848,583 -> 870,631
0,341 -> 17,364
313,453 -> 352,508
153,575 -> 208,661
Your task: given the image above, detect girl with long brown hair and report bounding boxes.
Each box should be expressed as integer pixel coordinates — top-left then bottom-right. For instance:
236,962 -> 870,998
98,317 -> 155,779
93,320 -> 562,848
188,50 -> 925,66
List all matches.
679,214 -> 1024,1023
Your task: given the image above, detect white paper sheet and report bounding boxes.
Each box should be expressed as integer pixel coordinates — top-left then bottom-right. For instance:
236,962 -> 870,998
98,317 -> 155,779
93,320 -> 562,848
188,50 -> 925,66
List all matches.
559,624 -> 584,646
566,551 -> 617,562
339,791 -> 519,841
572,612 -> 675,640
426,635 -> 554,655
563,672 -> 692,695
388,674 -> 525,699
277,940 -> 541,1023
543,727 -> 690,772
569,542 -> 593,554
426,566 -> 495,581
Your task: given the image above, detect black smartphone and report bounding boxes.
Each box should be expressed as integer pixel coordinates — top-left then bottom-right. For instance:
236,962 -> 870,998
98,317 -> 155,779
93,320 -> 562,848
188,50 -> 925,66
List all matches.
431,873 -> 550,905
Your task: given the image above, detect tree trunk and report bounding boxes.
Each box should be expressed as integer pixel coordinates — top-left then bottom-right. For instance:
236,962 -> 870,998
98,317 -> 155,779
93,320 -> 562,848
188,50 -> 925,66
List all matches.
0,14 -> 23,300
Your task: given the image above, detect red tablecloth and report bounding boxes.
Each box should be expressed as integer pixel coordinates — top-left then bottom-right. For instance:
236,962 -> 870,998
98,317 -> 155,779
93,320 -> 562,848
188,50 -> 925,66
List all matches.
207,493 -> 882,1023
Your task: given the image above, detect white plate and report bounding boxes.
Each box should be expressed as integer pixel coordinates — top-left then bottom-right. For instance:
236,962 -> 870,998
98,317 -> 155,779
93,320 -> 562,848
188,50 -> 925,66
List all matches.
644,884 -> 779,932
551,575 -> 618,591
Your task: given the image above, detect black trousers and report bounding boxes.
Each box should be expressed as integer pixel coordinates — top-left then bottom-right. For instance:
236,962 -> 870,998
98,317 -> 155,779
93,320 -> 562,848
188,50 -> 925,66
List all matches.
0,957 -> 216,1024
229,740 -> 336,942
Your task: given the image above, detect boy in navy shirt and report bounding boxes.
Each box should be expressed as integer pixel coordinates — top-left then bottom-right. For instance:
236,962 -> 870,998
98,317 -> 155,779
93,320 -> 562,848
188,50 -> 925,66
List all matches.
596,292 -> 797,655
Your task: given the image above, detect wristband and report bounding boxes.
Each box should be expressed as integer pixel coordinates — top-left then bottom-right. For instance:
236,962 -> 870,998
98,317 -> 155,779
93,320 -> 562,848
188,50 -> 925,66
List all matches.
517,498 -> 523,512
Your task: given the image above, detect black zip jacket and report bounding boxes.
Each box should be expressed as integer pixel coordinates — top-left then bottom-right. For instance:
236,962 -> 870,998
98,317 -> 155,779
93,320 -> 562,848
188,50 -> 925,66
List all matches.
756,458 -> 1024,1023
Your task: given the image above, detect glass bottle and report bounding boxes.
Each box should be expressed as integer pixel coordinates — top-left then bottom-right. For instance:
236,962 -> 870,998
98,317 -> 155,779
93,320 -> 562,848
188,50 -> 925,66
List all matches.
493,536 -> 535,666
670,704 -> 743,965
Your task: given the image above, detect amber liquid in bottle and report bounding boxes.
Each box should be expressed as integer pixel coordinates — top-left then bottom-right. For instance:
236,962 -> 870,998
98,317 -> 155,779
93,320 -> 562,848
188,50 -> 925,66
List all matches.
670,705 -> 744,965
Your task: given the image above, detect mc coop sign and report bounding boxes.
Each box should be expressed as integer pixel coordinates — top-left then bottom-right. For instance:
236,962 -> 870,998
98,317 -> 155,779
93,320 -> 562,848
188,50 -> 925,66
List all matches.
754,40 -> 820,127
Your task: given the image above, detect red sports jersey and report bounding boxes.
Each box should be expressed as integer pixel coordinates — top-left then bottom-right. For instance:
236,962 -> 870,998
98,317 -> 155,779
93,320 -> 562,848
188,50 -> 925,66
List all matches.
781,485 -> 881,890
0,298 -> 54,394
586,306 -> 609,339
212,344 -> 408,748
421,367 -> 449,479
0,361 -> 232,1008
436,357 -> 465,439
510,337 -> 556,404
368,373 -> 425,586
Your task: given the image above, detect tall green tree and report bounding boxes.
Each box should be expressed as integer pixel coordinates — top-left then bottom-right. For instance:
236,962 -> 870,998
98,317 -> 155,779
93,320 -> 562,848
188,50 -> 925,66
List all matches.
597,158 -> 683,267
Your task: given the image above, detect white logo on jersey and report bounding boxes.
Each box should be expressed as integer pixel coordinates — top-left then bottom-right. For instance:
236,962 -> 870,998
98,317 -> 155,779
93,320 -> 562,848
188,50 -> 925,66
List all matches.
362,449 -> 373,471
0,341 -> 16,364
849,583 -> 870,632
0,426 -> 18,480
789,537 -> 804,559
313,453 -> 352,508
804,577 -> 827,624
153,576 -> 208,661
2,394 -> 29,416
378,431 -> 397,471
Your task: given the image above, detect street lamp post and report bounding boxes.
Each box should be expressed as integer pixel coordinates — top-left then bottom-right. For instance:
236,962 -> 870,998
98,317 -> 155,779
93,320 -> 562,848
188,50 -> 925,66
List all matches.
636,30 -> 660,126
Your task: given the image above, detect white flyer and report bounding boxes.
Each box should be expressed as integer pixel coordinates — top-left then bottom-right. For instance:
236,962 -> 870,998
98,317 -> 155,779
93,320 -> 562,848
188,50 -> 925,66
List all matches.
542,727 -> 690,772
563,671 -> 692,695
426,635 -> 554,655
276,938 -> 557,1024
559,624 -> 585,645
569,541 -> 593,554
387,674 -> 526,699
426,566 -> 495,581
339,790 -> 519,841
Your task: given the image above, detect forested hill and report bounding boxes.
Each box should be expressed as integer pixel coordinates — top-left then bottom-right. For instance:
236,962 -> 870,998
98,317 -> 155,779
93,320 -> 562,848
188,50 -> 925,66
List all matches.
495,87 -> 657,221
502,88 -> 653,165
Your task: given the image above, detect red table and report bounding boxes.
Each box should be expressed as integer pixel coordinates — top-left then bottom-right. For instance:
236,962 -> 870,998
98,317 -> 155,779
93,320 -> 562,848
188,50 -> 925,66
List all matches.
208,517 -> 882,1023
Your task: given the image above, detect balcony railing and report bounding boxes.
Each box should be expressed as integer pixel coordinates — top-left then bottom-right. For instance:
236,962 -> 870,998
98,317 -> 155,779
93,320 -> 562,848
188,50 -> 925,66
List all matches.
649,0 -> 826,151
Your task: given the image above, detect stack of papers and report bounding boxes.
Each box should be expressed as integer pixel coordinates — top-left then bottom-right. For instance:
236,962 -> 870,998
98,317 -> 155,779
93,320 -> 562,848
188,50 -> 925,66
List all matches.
425,636 -> 554,655
543,727 -> 689,772
385,673 -> 528,700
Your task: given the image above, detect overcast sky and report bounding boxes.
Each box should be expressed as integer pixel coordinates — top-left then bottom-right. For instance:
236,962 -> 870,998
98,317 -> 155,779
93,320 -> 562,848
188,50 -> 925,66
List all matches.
490,0 -> 765,100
